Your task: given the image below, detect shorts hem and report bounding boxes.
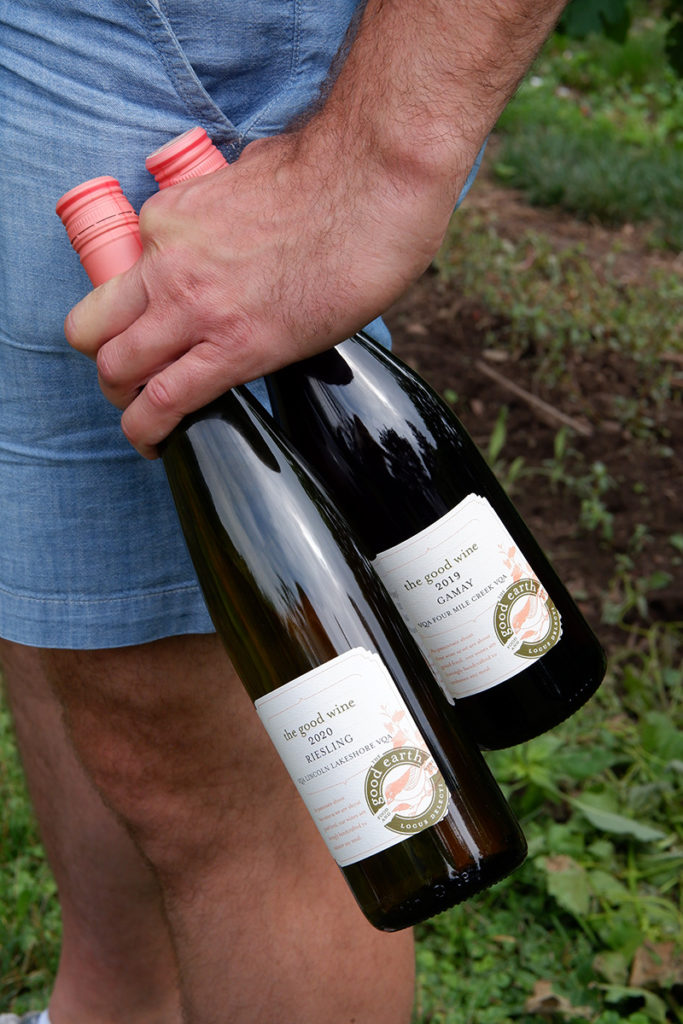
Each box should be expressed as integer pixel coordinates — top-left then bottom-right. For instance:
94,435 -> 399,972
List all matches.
0,584 -> 215,650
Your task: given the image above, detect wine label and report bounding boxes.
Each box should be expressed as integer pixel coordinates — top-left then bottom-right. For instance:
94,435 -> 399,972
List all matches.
372,494 -> 562,701
254,647 -> 449,867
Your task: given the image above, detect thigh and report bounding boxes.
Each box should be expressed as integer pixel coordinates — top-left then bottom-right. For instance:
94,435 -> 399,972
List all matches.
36,635 -> 308,859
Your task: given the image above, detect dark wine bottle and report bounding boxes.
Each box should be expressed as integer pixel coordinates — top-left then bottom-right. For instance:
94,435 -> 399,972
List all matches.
57,176 -> 527,932
145,126 -> 606,752
266,334 -> 606,749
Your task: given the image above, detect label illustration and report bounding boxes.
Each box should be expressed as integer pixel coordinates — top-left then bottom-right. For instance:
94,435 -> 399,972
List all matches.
254,648 -> 449,867
494,577 -> 562,658
372,494 -> 562,701
365,746 -> 448,834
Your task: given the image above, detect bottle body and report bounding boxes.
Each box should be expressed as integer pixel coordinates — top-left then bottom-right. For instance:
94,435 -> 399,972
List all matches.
266,332 -> 606,750
161,387 -> 526,930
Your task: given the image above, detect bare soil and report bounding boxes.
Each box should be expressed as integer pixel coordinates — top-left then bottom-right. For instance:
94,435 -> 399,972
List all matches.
384,167 -> 683,647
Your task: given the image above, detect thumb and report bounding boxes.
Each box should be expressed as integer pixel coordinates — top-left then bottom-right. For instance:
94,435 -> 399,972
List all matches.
65,261 -> 148,360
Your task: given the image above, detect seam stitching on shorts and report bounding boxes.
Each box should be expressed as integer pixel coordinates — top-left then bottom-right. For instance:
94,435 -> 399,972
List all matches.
0,581 -> 203,607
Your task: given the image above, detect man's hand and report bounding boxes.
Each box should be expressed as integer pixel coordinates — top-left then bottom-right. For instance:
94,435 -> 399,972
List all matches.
65,0 -> 568,459
65,127 -> 452,458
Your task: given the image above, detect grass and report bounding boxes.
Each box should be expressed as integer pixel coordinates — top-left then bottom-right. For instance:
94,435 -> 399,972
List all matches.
0,699 -> 60,1013
437,204 -> 683,452
493,14 -> 683,249
414,620 -> 683,1023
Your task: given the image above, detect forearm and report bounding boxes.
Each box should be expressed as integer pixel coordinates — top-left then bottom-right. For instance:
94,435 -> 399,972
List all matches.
307,0 -> 568,199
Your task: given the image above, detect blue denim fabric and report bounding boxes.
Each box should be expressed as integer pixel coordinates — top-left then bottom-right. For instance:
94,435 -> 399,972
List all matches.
0,0 -> 479,649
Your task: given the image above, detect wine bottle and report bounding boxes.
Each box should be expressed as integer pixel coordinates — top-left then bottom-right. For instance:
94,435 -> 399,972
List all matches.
145,126 -> 606,751
56,176 -> 526,931
266,337 -> 607,750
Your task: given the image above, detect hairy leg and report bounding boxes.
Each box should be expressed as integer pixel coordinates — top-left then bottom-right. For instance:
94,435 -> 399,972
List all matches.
38,634 -> 415,1024
0,639 -> 182,1024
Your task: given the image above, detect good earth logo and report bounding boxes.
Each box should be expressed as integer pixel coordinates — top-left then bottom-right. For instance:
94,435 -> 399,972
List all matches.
494,577 -> 562,659
364,746 -> 449,835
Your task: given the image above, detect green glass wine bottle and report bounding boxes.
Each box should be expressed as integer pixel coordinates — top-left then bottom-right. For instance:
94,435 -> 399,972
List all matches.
266,334 -> 606,750
56,174 -> 526,932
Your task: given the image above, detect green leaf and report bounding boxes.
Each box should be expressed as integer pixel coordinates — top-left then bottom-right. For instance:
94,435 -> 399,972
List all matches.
602,985 -> 669,1024
552,746 -> 620,781
640,711 -> 683,763
647,570 -> 673,591
593,949 -> 629,985
539,854 -> 592,916
571,798 -> 666,841
487,407 -> 508,464
589,869 -> 630,906
598,914 -> 646,960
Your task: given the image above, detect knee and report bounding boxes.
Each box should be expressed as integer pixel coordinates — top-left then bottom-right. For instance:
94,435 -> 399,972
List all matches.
37,637 -> 237,864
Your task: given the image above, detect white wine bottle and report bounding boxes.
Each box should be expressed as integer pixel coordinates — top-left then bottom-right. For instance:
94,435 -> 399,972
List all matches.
57,176 -> 527,931
146,126 -> 606,751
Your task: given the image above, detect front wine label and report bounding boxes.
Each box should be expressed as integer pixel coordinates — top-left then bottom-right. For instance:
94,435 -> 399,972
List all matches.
372,494 -> 562,701
254,647 -> 449,867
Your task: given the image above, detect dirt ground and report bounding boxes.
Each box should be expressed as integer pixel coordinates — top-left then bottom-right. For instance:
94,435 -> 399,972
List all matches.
384,166 -> 683,648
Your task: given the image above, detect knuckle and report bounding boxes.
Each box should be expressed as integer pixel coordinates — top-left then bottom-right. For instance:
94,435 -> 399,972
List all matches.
169,265 -> 206,316
96,344 -> 119,387
143,372 -> 176,414
138,193 -> 168,239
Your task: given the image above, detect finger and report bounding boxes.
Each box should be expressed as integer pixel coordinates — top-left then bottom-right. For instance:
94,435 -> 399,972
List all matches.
120,342 -> 241,459
64,263 -> 148,359
96,312 -> 194,411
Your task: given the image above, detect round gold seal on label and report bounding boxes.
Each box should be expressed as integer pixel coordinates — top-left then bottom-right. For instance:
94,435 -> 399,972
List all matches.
364,746 -> 449,835
493,578 -> 562,659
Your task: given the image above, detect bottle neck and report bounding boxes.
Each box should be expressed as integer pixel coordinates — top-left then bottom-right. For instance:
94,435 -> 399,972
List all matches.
55,177 -> 142,287
146,127 -> 228,189
56,160 -> 258,451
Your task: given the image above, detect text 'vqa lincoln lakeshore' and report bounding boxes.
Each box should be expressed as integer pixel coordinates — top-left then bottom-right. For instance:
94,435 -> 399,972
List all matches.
56,172 -> 527,932
145,126 -> 606,751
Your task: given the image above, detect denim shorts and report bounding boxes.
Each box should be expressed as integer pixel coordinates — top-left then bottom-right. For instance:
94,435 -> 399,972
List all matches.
0,1 -> 480,650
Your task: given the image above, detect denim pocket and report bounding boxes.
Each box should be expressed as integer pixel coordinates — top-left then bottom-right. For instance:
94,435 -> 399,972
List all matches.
152,0 -> 300,133
138,0 -> 363,141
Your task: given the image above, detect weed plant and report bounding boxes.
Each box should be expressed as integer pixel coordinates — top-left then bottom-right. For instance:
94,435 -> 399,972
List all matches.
494,16 -> 683,249
437,205 -> 683,448
0,699 -> 60,1012
414,630 -> 683,1023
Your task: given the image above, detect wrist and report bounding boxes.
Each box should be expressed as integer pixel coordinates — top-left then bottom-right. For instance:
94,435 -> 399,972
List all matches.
303,0 -> 568,204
